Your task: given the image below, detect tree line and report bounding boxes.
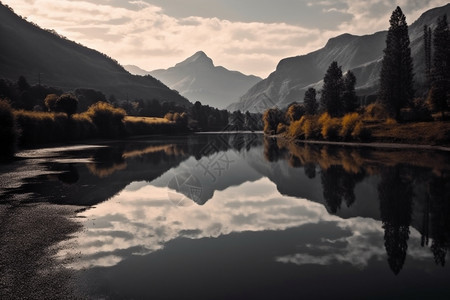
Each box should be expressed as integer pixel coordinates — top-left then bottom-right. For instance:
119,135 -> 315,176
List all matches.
263,6 -> 449,142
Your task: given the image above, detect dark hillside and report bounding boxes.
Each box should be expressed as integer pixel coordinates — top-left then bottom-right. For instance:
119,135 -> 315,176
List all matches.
0,4 -> 190,106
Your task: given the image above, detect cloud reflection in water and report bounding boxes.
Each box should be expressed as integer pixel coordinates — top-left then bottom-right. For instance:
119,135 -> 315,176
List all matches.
59,177 -> 431,270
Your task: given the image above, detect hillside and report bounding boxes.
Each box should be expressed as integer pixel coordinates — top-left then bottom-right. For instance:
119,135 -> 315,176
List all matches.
228,4 -> 450,112
126,51 -> 261,109
0,4 -> 190,106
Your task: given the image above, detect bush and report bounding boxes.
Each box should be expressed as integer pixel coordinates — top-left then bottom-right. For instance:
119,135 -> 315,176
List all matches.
71,113 -> 97,140
86,102 -> 126,138
351,121 -> 372,141
363,103 -> 388,121
385,118 -> 397,125
0,99 -> 17,159
303,116 -> 321,139
124,118 -> 179,136
173,112 -> 188,127
164,112 -> 174,121
44,94 -> 59,111
277,123 -> 287,134
14,110 -> 68,146
285,103 -> 305,123
287,117 -> 306,138
319,113 -> 340,140
340,113 -> 360,139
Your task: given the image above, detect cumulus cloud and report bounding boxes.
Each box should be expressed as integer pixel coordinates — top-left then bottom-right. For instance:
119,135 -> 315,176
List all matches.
3,0 -> 448,77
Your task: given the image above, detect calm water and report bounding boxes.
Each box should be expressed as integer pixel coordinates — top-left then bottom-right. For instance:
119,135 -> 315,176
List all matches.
2,133 -> 450,299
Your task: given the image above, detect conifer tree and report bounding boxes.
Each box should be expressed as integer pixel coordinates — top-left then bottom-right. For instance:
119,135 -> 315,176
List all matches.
429,15 -> 450,117
304,87 -> 318,115
424,25 -> 432,88
321,61 -> 343,117
378,6 -> 414,120
342,70 -> 358,113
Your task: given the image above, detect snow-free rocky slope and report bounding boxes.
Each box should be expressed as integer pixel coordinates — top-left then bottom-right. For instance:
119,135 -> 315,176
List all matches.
228,4 -> 450,112
126,51 -> 261,109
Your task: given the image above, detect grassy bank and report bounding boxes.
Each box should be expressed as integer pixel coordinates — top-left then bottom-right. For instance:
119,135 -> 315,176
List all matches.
365,121 -> 450,146
266,103 -> 450,147
0,101 -> 188,159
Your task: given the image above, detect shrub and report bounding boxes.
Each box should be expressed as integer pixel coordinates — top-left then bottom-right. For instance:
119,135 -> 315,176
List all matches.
285,103 -> 305,123
164,112 -> 174,121
351,121 -> 372,141
288,117 -> 306,139
363,103 -> 388,121
71,113 -> 97,140
319,113 -> 340,140
340,113 -> 360,139
14,110 -> 68,146
385,118 -> 397,125
173,112 -> 188,127
0,99 -> 17,159
44,94 -> 58,111
86,102 -> 126,138
276,123 -> 287,134
303,116 -> 321,139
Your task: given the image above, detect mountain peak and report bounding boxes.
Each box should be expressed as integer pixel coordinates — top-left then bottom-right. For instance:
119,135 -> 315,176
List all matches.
324,33 -> 357,48
175,51 -> 214,67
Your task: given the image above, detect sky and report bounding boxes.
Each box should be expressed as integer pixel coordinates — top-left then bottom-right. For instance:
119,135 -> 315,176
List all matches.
3,0 -> 448,77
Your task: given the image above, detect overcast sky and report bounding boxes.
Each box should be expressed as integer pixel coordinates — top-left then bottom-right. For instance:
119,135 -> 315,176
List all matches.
3,0 -> 448,77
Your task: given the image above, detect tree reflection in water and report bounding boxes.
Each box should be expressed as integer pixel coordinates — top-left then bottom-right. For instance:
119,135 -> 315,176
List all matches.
263,137 -> 450,274
378,166 -> 413,275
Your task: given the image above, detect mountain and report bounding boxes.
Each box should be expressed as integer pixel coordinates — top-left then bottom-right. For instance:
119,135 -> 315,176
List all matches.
125,51 -> 261,109
123,65 -> 150,77
0,4 -> 190,106
228,4 -> 450,112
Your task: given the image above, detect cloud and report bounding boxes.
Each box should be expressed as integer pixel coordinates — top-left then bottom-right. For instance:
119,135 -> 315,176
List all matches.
3,0 -> 448,77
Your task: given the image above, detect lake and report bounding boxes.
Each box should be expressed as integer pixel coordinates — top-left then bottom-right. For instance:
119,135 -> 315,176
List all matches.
1,133 -> 450,299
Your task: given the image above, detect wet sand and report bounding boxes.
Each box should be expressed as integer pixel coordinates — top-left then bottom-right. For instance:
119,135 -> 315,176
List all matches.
0,203 -> 83,299
0,145 -> 103,299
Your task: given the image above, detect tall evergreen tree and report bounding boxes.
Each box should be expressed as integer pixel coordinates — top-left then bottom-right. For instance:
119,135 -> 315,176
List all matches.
424,25 -> 433,88
304,87 -> 318,115
378,6 -> 414,120
321,61 -> 343,117
429,15 -> 450,117
342,70 -> 358,113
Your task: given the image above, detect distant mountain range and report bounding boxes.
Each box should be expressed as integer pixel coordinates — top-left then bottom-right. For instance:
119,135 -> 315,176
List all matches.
228,4 -> 450,112
125,51 -> 262,109
0,4 -> 190,106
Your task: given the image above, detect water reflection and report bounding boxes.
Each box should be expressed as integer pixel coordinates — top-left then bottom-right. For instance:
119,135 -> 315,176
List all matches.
4,134 -> 449,298
264,137 -> 450,273
45,135 -> 449,283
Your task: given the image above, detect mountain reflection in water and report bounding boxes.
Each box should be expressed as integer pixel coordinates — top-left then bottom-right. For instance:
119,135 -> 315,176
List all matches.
7,134 -> 448,298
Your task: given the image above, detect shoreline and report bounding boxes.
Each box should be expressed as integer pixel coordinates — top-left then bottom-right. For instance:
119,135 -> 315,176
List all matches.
266,134 -> 450,152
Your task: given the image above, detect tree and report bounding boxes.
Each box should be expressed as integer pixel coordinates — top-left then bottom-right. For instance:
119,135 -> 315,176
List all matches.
429,15 -> 450,118
230,110 -> 244,130
17,76 -> 30,91
424,25 -> 432,88
285,103 -> 305,123
378,6 -> 414,120
304,88 -> 318,115
262,107 -> 283,135
56,93 -> 78,117
44,94 -> 59,111
321,61 -> 343,117
342,71 -> 358,113
244,111 -> 258,131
